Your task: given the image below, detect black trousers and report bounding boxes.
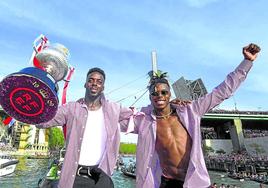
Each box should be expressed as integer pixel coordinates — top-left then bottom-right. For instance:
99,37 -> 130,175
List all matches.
73,165 -> 114,188
159,176 -> 184,188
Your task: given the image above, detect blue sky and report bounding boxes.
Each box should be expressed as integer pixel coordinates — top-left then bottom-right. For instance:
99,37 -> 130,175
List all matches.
1,0 -> 268,113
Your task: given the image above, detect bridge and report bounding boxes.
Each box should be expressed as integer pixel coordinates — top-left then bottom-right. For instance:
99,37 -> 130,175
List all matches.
201,109 -> 268,155
204,109 -> 268,120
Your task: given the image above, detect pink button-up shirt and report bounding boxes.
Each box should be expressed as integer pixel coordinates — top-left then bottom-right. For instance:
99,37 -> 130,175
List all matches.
37,95 -> 133,188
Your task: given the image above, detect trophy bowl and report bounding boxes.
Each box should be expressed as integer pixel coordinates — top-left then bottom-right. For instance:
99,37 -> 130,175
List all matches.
0,67 -> 59,124
35,43 -> 69,82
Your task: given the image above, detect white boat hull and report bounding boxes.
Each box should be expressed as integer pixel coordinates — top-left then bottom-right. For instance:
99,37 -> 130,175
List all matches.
0,158 -> 19,177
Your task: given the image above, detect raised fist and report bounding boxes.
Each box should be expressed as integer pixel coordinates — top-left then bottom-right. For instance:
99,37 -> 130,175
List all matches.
243,43 -> 261,61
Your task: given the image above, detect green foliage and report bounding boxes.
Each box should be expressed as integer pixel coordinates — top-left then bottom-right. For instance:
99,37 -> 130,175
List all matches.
148,70 -> 168,85
48,127 -> 64,150
24,143 -> 31,149
119,142 -> 136,154
148,70 -> 168,79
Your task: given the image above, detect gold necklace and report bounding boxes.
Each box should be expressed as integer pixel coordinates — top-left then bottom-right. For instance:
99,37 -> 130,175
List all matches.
154,109 -> 173,120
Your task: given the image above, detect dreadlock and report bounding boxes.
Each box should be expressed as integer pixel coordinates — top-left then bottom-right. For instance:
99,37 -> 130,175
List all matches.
148,71 -> 170,91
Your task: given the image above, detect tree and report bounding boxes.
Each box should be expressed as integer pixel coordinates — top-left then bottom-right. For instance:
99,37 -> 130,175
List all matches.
49,127 -> 64,151
119,142 -> 136,154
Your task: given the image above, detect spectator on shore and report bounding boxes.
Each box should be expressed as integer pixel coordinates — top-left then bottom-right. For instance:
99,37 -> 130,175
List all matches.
211,182 -> 217,187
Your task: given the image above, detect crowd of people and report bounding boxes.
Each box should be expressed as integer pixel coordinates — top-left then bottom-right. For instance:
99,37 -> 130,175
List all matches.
210,183 -> 239,188
201,127 -> 218,139
206,151 -> 268,185
201,127 -> 268,140
0,142 -> 16,152
210,182 -> 266,188
209,109 -> 268,115
243,129 -> 268,138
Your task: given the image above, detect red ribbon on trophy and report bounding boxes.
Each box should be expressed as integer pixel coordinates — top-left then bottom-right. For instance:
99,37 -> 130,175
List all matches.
31,35 -> 49,70
62,67 -> 75,139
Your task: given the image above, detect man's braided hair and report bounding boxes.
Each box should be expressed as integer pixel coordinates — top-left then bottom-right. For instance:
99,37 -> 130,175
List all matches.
148,70 -> 170,91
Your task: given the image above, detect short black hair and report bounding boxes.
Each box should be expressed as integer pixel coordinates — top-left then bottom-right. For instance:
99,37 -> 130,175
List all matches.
86,67 -> 106,80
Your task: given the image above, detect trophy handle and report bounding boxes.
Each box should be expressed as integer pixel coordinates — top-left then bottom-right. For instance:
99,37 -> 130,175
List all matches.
33,34 -> 49,53
30,34 -> 49,69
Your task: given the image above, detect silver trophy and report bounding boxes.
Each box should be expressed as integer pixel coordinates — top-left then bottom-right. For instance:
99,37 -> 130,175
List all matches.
33,37 -> 69,82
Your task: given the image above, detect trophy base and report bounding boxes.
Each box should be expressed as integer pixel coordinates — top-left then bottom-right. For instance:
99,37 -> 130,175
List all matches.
0,67 -> 59,124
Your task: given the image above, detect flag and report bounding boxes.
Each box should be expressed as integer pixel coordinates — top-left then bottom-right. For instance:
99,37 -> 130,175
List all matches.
2,116 -> 16,127
8,118 -> 16,128
3,116 -> 12,125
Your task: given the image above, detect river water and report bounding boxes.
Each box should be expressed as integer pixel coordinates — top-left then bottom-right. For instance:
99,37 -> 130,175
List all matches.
0,157 -> 262,188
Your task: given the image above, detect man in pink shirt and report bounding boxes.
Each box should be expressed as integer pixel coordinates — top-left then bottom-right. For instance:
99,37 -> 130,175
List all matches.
132,44 -> 260,188
37,68 -> 133,188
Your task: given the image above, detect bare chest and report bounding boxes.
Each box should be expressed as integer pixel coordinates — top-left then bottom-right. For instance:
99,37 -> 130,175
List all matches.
156,115 -> 190,147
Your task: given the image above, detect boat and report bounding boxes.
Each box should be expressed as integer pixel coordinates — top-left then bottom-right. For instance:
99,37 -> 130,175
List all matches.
117,155 -> 124,166
121,161 -> 136,178
0,154 -> 19,177
115,155 -> 125,170
227,172 -> 245,180
37,148 -> 65,188
37,159 -> 61,188
250,172 -> 268,185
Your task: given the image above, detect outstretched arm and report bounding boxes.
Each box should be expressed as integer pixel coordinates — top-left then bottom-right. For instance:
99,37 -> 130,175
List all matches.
36,103 -> 69,128
193,43 -> 261,116
118,106 -> 145,134
118,106 -> 135,133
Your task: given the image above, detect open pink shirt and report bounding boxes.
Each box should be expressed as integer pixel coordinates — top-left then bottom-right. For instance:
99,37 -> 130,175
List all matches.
37,96 -> 133,188
132,59 -> 253,188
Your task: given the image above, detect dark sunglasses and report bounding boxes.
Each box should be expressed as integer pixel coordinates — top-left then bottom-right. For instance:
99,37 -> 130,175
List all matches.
150,90 -> 169,97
